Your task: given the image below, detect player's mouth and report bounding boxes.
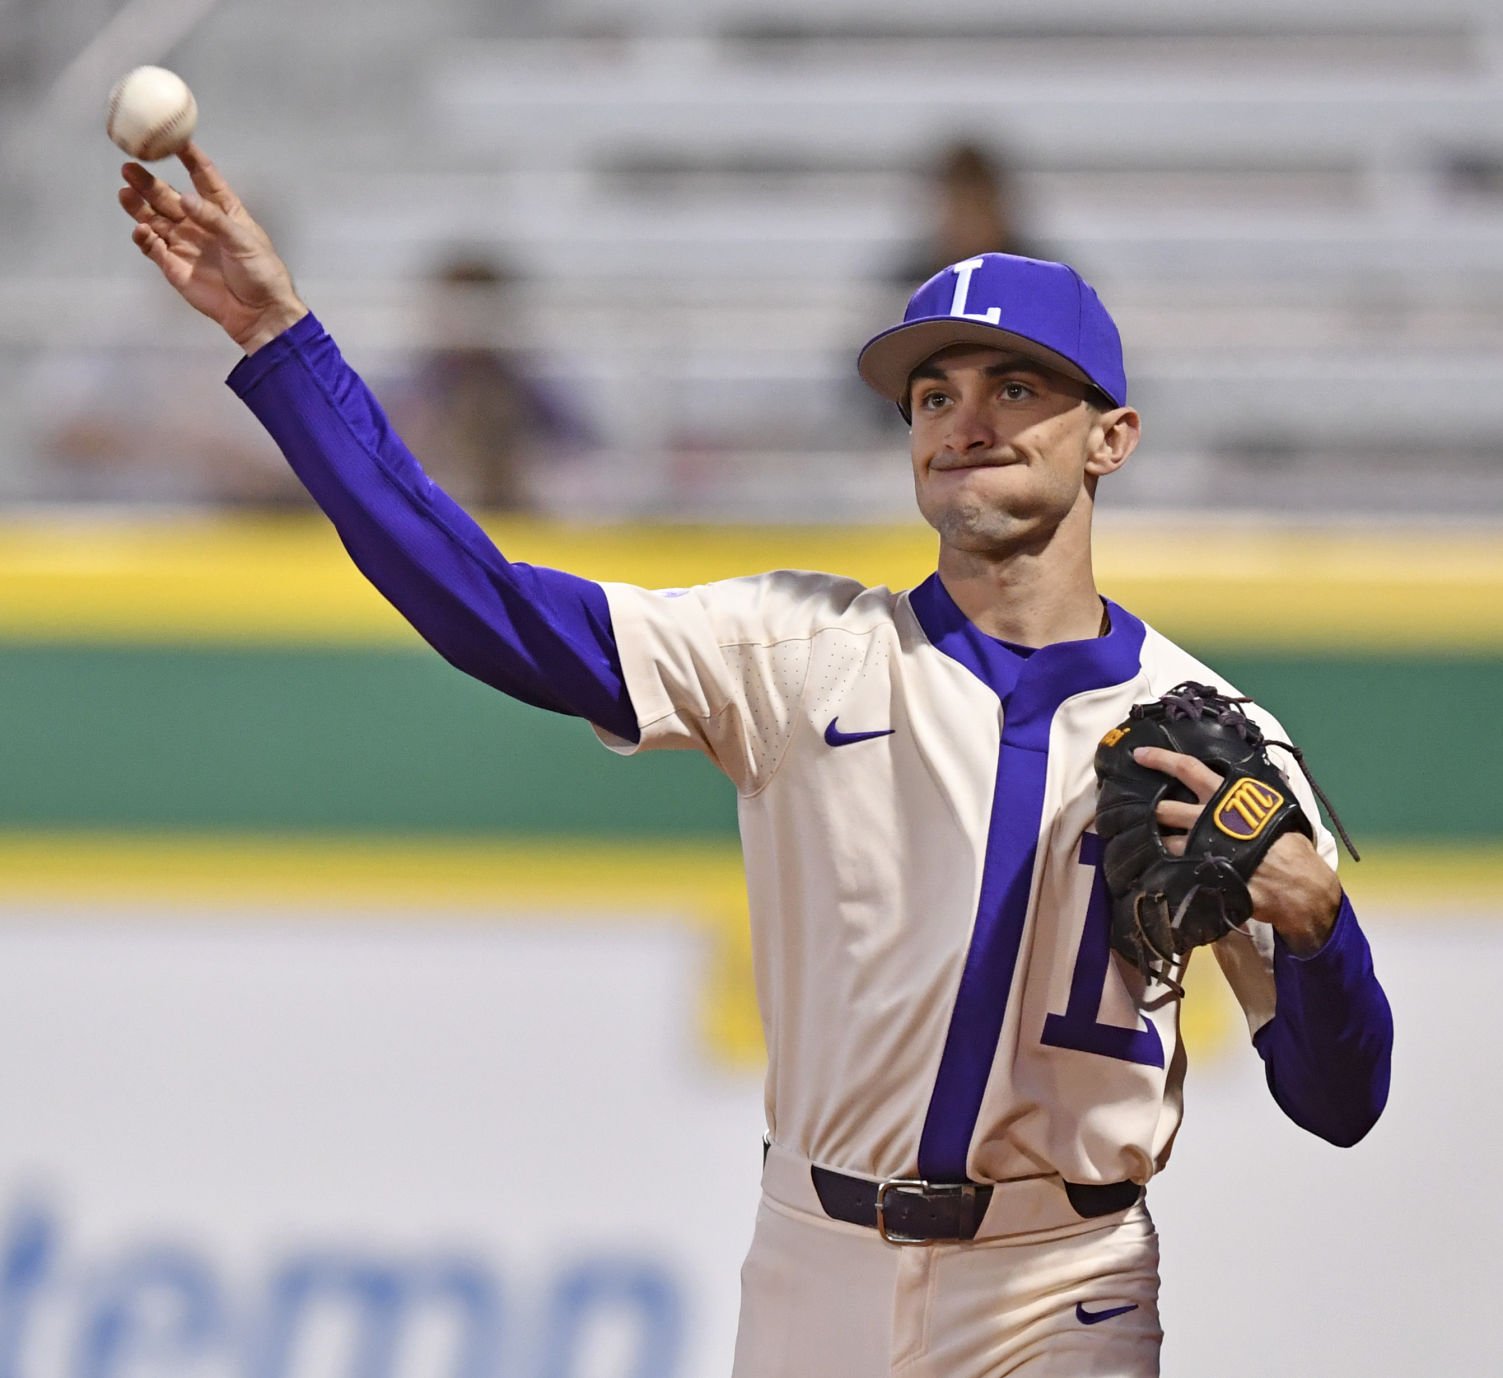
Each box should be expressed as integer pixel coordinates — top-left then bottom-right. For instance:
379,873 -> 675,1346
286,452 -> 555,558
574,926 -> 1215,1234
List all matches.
928,452 -> 1017,473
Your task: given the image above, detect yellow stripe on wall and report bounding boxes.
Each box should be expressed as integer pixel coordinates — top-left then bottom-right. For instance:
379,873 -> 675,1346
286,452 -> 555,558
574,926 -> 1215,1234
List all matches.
1,515 -> 1500,651
0,833 -> 747,910
0,833 -> 1494,908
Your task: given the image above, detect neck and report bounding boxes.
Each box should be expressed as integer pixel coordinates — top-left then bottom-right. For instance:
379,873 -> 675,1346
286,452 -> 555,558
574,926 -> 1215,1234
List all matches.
935,505 -> 1104,647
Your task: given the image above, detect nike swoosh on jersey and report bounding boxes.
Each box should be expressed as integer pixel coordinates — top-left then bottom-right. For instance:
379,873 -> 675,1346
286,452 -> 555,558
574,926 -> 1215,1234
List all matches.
823,718 -> 895,747
1075,1302 -> 1139,1326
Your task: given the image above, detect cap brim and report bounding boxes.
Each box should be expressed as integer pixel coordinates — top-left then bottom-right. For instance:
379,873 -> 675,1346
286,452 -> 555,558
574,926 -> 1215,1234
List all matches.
857,318 -> 1103,406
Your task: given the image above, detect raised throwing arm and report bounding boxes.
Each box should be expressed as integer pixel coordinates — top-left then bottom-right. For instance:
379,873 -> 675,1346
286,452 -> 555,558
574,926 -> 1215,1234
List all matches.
118,146 -> 639,741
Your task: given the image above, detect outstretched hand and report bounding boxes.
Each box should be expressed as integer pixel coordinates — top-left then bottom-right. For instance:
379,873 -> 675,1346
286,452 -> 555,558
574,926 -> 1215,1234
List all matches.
1132,744 -> 1342,955
118,142 -> 307,355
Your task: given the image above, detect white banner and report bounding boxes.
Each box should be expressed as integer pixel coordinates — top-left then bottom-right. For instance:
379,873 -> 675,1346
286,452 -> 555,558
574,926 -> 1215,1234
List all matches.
0,902 -> 1491,1376
0,907 -> 764,1378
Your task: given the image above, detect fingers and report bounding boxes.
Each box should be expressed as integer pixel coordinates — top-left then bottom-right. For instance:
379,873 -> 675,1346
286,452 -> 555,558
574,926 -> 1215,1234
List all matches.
130,220 -> 170,269
121,146 -> 237,224
121,161 -> 186,221
1132,746 -> 1221,804
129,217 -> 193,292
1152,795 -> 1200,859
1135,745 -> 1218,858
118,186 -> 178,239
130,219 -> 168,264
177,141 -> 236,209
173,188 -> 257,253
1154,798 -> 1200,832
121,163 -> 255,255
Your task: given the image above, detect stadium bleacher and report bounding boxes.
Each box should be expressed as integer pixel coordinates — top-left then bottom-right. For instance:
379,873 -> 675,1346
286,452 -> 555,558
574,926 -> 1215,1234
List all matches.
2,0 -> 1500,516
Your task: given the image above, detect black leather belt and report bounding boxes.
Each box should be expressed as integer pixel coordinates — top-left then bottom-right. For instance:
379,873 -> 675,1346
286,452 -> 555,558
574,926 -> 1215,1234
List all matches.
808,1163 -> 1142,1244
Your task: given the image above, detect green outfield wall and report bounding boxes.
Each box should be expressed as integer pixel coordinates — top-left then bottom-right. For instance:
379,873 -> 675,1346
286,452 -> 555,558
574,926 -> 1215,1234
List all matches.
1,639 -> 1497,842
2,516 -> 1499,845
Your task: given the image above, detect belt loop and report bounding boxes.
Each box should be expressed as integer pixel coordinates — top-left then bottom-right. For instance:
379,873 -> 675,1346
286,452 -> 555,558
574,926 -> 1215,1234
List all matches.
1064,1179 -> 1143,1218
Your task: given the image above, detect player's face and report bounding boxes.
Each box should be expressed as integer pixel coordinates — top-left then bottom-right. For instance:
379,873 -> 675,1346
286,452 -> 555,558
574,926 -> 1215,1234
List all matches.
907,345 -> 1136,556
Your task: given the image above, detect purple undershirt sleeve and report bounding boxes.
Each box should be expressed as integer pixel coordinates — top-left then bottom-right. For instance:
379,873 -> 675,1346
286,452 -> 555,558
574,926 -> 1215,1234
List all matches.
1252,893 -> 1393,1146
226,314 -> 639,742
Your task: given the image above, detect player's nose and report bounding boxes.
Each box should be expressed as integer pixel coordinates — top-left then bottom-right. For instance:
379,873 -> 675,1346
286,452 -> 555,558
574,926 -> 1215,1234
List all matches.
944,398 -> 998,451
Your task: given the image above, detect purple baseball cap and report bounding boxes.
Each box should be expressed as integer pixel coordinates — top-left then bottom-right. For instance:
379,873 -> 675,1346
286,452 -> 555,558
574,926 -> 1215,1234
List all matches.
857,253 -> 1128,415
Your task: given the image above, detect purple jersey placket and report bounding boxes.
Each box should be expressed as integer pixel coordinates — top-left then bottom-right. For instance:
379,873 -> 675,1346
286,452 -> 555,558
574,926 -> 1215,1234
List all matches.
908,575 -> 1145,1182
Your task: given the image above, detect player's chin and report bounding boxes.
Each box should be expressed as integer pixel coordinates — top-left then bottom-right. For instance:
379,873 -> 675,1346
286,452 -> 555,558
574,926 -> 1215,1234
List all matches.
920,495 -> 1031,553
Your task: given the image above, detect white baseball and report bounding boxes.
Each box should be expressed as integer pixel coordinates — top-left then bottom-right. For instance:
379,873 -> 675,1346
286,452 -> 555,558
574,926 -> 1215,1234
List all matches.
106,66 -> 198,161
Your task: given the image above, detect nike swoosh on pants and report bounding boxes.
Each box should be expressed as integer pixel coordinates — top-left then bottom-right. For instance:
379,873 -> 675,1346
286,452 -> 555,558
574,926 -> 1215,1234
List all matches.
1075,1302 -> 1139,1325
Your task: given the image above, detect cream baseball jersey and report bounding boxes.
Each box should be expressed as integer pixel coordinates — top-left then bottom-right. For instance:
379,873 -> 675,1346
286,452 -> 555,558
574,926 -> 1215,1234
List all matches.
231,314 -> 1391,1197
594,569 -> 1333,1187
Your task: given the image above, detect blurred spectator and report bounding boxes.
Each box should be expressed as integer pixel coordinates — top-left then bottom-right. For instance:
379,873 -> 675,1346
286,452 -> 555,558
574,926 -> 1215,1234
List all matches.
857,139 -> 1056,438
35,192 -> 309,507
893,139 -> 1051,286
35,348 -> 307,506
385,253 -> 597,512
33,250 -> 598,512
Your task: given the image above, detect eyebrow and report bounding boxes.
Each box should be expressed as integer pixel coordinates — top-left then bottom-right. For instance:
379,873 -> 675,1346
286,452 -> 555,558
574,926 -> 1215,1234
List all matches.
908,355 -> 1054,386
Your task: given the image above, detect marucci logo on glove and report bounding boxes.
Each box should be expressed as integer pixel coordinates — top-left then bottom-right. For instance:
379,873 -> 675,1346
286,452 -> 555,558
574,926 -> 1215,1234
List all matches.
1213,778 -> 1286,840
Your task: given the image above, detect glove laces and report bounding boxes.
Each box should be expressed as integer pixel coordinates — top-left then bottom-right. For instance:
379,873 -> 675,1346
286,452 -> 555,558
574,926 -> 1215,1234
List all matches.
1143,681 -> 1361,861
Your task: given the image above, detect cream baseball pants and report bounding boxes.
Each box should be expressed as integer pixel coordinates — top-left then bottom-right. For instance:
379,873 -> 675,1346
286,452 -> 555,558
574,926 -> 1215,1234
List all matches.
731,1144 -> 1162,1377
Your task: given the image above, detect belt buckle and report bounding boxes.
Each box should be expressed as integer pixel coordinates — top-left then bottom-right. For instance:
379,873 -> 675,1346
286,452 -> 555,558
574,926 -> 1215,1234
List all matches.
875,1178 -> 977,1246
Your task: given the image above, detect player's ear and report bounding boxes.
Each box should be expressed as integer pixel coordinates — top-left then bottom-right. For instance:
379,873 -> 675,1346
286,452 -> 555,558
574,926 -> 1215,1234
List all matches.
1084,406 -> 1141,478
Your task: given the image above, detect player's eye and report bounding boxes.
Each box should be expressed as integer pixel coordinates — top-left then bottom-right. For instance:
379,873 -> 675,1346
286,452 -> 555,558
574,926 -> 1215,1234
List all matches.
916,389 -> 950,411
999,380 -> 1035,402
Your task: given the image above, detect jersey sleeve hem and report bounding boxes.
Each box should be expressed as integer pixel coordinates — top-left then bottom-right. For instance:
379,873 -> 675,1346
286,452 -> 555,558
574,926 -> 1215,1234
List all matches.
1273,889 -> 1354,964
1255,891 -> 1393,1146
226,311 -> 325,395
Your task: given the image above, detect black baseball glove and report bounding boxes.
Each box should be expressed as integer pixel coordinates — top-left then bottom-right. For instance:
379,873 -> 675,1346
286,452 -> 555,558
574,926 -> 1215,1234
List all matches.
1093,681 -> 1355,993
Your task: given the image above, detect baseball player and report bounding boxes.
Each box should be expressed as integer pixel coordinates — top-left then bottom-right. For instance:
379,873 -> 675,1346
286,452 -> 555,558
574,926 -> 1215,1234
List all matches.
118,145 -> 1393,1377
